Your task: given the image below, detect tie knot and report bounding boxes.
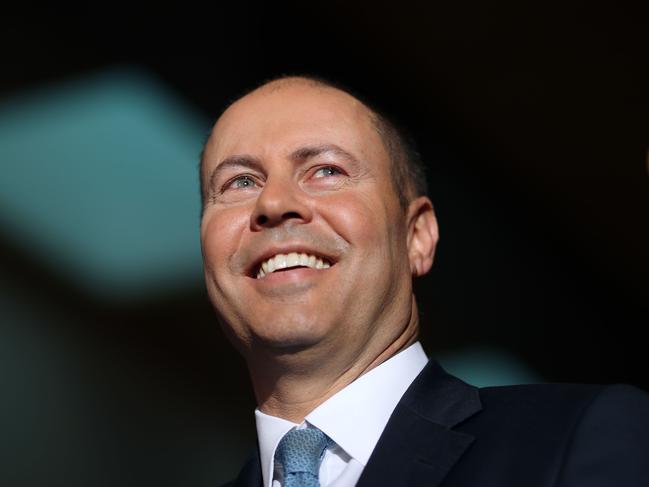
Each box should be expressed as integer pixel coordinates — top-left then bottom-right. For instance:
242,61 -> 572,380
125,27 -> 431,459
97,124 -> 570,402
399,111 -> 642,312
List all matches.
275,427 -> 330,477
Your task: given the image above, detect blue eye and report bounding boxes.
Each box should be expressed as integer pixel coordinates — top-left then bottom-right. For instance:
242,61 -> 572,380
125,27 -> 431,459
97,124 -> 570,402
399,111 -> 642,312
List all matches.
313,166 -> 342,178
227,175 -> 257,190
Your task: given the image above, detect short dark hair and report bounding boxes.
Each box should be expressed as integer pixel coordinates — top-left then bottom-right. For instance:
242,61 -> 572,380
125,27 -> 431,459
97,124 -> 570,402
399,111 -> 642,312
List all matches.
368,107 -> 429,209
199,75 -> 428,211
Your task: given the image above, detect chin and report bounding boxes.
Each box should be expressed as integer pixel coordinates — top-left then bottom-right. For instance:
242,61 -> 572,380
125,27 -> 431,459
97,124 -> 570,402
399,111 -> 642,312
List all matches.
248,316 -> 331,352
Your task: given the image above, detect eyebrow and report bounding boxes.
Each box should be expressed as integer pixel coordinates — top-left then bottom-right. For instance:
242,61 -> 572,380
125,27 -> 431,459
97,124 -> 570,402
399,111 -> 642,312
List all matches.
208,155 -> 263,194
207,143 -> 361,191
289,143 -> 361,166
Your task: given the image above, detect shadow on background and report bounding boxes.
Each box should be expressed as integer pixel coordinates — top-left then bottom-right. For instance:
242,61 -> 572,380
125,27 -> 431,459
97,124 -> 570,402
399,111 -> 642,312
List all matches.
1,3 -> 647,485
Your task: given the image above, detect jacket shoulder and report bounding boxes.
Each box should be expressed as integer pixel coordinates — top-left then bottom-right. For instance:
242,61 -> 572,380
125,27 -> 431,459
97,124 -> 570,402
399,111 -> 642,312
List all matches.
475,382 -> 649,425
553,383 -> 649,487
448,382 -> 649,487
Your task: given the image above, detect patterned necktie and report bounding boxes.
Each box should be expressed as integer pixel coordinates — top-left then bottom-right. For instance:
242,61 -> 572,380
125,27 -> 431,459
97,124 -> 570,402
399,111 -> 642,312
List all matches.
275,427 -> 331,487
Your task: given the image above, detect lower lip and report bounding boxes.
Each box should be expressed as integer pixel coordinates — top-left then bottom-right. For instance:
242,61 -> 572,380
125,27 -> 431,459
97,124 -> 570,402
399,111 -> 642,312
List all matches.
254,266 -> 331,285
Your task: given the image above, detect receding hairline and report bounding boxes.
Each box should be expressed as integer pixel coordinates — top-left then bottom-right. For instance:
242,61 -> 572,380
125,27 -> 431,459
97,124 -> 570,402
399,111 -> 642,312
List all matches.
200,75 -> 382,182
203,76 -> 383,161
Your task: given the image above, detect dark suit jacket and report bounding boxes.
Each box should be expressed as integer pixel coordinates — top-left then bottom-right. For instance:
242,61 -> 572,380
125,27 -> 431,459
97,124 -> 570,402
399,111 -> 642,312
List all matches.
227,360 -> 649,486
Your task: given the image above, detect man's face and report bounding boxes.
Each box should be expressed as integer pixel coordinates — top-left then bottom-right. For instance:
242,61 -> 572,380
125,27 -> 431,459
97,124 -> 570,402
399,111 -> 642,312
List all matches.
200,81 -> 416,361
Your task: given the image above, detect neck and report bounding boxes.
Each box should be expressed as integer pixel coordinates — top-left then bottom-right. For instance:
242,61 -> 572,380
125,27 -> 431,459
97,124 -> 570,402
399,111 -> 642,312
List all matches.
247,298 -> 420,423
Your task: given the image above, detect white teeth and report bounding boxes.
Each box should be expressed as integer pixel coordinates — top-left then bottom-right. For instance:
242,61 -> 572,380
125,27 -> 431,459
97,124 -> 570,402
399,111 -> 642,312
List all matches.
275,254 -> 287,270
287,252 -> 299,267
255,252 -> 332,278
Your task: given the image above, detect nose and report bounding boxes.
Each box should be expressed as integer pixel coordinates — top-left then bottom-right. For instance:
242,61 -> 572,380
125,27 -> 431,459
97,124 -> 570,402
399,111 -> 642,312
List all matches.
250,176 -> 313,230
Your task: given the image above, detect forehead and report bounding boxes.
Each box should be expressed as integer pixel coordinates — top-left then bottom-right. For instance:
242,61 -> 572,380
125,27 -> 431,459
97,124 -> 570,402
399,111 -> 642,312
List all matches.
203,81 -> 388,171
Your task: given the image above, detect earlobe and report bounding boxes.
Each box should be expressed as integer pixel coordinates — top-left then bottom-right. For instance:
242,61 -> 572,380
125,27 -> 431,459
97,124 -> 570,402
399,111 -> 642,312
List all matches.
406,196 -> 439,277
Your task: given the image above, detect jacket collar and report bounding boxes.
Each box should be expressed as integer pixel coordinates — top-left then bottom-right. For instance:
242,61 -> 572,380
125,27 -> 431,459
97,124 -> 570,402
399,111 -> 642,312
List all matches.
356,359 -> 482,487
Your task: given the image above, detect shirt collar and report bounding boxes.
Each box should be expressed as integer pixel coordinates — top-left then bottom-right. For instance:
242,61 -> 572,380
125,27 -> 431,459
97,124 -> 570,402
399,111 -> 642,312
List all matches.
255,342 -> 428,487
255,410 -> 296,487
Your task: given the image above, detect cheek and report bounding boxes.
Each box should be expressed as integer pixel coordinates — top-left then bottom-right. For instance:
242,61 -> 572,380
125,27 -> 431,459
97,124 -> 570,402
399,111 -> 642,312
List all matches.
322,190 -> 392,255
201,206 -> 249,277
320,188 -> 409,289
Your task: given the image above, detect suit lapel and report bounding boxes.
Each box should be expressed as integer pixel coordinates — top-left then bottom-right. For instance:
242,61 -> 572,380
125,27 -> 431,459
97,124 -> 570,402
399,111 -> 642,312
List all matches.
357,360 -> 482,487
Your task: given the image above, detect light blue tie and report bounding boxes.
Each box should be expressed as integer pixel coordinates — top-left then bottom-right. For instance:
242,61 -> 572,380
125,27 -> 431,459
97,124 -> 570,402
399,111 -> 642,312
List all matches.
275,427 -> 331,487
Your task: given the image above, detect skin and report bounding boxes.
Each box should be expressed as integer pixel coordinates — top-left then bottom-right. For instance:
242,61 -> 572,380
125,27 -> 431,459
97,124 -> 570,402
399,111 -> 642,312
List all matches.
200,78 -> 439,422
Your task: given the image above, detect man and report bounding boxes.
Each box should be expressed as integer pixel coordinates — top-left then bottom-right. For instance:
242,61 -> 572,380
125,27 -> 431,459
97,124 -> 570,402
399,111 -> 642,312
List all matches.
199,76 -> 649,486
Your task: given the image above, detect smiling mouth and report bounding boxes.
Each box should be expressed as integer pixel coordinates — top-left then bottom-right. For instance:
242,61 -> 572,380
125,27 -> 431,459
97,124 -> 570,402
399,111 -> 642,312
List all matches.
255,252 -> 333,279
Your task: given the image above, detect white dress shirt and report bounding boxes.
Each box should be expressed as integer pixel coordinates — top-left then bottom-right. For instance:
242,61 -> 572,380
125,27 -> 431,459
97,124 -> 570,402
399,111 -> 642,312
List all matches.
255,341 -> 429,487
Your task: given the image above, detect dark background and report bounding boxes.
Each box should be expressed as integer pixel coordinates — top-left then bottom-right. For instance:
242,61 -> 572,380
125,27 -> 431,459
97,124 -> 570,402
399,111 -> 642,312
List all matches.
1,3 -> 647,486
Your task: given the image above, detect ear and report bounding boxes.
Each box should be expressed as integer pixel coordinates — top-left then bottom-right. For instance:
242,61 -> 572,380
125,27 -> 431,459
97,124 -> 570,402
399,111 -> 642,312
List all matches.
406,196 -> 439,277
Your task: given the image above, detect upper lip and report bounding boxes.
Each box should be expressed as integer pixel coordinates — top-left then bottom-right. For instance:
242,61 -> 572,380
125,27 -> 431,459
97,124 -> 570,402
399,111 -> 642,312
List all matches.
246,244 -> 338,277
